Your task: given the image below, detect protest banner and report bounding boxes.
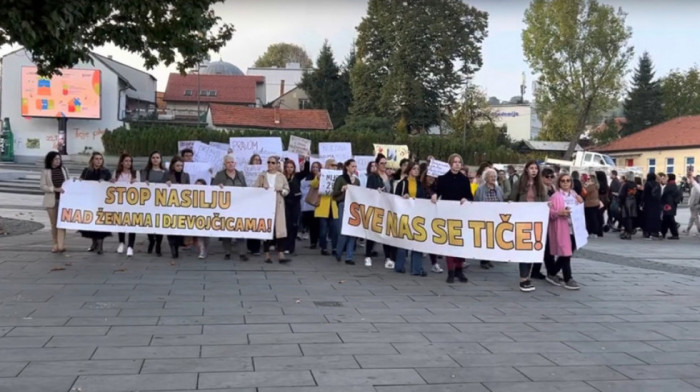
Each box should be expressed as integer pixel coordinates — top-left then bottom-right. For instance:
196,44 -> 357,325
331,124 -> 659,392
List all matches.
354,155 -> 375,174
178,140 -> 197,153
209,141 -> 231,152
240,164 -> 267,187
319,169 -> 342,195
373,144 -> 409,169
570,203 -> 588,249
287,135 -> 311,156
193,141 -> 227,173
57,181 -> 276,239
319,142 -> 352,162
230,137 -> 283,163
184,162 -> 213,185
341,186 -> 550,263
427,159 -> 450,178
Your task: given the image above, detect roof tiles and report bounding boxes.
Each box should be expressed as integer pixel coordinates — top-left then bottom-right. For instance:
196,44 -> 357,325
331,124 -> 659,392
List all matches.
210,103 -> 333,131
595,116 -> 700,152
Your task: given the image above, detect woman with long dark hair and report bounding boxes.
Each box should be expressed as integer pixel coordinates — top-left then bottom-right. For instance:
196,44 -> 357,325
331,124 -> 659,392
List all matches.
509,160 -> 546,292
365,154 -> 396,268
165,155 -> 190,258
111,152 -> 140,257
595,171 -> 609,234
79,151 -> 112,254
332,159 -> 361,265
283,159 -> 305,255
140,151 -> 167,256
300,161 -> 322,249
394,162 -> 428,276
40,151 -> 69,253
642,172 -> 662,239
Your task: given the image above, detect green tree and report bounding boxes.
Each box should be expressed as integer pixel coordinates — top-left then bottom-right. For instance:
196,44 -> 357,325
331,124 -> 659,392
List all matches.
590,118 -> 621,145
0,1 -> 233,76
297,41 -> 352,128
254,43 -> 312,68
660,67 -> 700,120
522,0 -> 633,158
622,52 -> 663,136
351,0 -> 488,131
445,81 -> 499,139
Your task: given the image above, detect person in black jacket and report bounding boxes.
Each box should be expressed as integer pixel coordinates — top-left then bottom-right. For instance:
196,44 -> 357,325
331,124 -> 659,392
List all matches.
430,153 -> 473,284
571,171 -> 583,196
365,154 -> 396,268
617,172 -> 638,240
660,173 -> 682,239
642,173 -> 662,239
283,158 -> 308,255
79,151 -> 112,254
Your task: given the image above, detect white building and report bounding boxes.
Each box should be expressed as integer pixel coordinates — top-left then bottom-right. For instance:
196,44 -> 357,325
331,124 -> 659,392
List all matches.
0,48 -> 156,163
247,63 -> 311,105
490,104 -> 542,141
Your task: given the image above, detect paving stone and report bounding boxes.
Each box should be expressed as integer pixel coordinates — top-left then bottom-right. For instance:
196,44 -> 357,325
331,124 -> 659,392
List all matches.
338,332 -> 430,343
260,387 -> 374,392
6,326 -> 109,336
393,342 -> 490,355
45,335 -> 151,347
483,381 -> 601,392
92,345 -> 199,360
564,341 -> 662,353
0,336 -> 50,348
249,332 -> 342,344
515,365 -> 628,381
646,340 -> 700,352
290,323 -> 377,333
0,317 -> 69,326
65,316 -> 158,326
611,364 -> 700,379
0,361 -> 27,377
20,359 -> 142,376
150,333 -> 248,346
0,347 -> 95,362
0,376 -> 77,392
201,343 -> 302,358
198,370 -> 315,389
375,385 -> 490,392
481,342 -> 578,353
300,343 -> 398,355
416,367 -> 529,383
157,315 -> 246,325
313,368 -> 425,386
629,351 -> 700,365
73,373 -> 197,392
450,353 -> 554,367
355,353 -> 459,368
586,379 -> 700,392
106,325 -> 202,335
541,352 -> 646,366
254,355 -> 359,370
141,357 -> 253,373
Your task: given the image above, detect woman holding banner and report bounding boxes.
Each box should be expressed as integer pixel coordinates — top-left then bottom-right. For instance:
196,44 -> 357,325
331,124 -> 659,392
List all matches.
141,151 -> 168,256
40,151 -> 69,253
333,159 -> 361,265
111,153 -> 140,257
212,154 -> 248,261
365,154 -> 396,269
394,162 -> 428,276
301,161 -> 322,249
311,159 -> 338,257
79,152 -> 112,255
430,153 -> 473,284
254,155 -> 291,264
547,173 -> 582,290
420,168 -> 444,273
473,168 -> 504,270
509,160 -> 547,292
283,158 -> 306,255
165,156 -> 190,259
246,154 -> 264,256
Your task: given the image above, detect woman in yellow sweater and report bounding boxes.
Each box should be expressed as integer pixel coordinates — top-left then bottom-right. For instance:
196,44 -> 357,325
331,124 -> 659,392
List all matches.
310,159 -> 339,256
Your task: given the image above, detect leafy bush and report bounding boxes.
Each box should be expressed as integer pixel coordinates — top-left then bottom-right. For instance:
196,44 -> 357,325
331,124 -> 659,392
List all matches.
102,124 -> 522,164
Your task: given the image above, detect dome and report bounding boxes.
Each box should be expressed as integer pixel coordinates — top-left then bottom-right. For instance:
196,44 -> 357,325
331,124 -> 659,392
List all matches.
201,61 -> 244,76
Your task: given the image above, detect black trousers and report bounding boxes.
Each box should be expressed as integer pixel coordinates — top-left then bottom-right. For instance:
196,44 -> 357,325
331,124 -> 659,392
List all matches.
247,239 -> 261,254
584,206 -> 601,236
301,211 -> 319,246
661,214 -> 679,237
118,233 -> 135,248
285,203 -> 301,254
550,235 -> 576,282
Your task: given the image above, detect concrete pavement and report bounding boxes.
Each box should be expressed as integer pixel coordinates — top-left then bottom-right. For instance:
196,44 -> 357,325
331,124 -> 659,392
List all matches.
1,197 -> 700,391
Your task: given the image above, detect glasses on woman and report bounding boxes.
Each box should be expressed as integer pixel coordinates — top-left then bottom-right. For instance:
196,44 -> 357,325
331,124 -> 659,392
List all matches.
545,175 -> 555,179
267,161 -> 276,164
560,179 -> 571,183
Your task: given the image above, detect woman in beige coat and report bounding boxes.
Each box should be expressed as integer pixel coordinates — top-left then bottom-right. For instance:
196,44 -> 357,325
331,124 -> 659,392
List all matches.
254,155 -> 291,264
40,151 -> 70,253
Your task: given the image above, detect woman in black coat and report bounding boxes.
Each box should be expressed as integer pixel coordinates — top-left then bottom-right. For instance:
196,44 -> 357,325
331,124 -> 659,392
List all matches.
642,172 -> 662,239
79,152 -> 112,254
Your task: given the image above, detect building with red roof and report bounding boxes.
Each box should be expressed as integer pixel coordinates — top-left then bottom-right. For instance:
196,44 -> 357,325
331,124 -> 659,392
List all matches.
207,103 -> 333,131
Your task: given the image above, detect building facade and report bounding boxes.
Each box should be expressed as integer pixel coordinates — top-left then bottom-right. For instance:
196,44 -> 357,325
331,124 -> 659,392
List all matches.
247,63 -> 311,105
490,104 -> 542,141
0,49 -> 156,162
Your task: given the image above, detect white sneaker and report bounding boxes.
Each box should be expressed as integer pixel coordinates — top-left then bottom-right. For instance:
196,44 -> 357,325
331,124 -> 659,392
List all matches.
117,243 -> 124,254
284,250 -> 290,254
384,258 -> 395,269
431,264 -> 444,273
364,257 -> 372,267
198,252 -> 206,259
126,247 -> 133,257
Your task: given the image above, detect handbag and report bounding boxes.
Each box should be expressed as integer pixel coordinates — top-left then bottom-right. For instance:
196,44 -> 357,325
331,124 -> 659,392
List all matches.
305,186 -> 320,207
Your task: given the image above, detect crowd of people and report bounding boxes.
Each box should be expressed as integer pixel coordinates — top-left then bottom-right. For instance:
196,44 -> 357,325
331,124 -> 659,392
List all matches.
40,148 -> 688,292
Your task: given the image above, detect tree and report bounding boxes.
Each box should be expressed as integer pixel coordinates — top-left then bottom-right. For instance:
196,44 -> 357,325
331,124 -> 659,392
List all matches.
0,1 -> 233,76
297,41 -> 352,128
351,0 -> 488,131
522,0 -> 633,158
660,67 -> 700,120
590,118 -> 622,145
254,43 -> 312,68
622,52 -> 663,136
445,82 -> 500,139
488,96 -> 501,106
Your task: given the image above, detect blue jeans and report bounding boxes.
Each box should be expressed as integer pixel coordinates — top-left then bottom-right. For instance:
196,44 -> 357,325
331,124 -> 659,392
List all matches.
335,202 -> 356,260
319,216 -> 337,251
395,248 -> 424,274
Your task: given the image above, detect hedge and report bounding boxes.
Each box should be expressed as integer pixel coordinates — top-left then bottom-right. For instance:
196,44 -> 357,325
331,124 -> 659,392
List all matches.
102,125 -> 522,165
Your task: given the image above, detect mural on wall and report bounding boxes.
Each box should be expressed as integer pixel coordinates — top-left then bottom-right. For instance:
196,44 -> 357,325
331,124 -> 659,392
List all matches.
26,138 -> 40,149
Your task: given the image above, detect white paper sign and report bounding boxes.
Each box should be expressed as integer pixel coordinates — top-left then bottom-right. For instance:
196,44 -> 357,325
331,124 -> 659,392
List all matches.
288,135 -> 311,156
178,140 -> 197,153
300,178 -> 315,212
570,203 -> 588,249
193,141 -> 227,174
354,155 -> 375,176
209,141 -> 231,152
230,137 -> 283,164
341,186 -> 550,263
281,151 -> 300,172
184,162 -> 213,185
319,169 -> 342,196
240,164 -> 267,187
427,159 -> 450,178
319,142 -> 352,163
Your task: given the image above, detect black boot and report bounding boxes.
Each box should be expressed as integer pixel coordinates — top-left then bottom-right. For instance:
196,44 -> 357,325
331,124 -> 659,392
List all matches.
446,270 -> 455,284
170,244 -> 178,258
88,239 -> 97,252
155,237 -> 162,257
96,239 -> 104,255
455,267 -> 468,283
147,236 -> 155,254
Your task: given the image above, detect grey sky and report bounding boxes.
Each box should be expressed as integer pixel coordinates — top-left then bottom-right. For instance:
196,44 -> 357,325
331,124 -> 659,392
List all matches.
2,0 -> 698,101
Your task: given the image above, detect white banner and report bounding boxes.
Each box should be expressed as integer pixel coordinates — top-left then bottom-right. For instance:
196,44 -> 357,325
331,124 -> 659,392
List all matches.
341,186 -> 550,263
184,162 -> 213,185
193,141 -> 227,174
288,135 -> 311,156
319,142 -> 352,163
57,181 -> 275,239
178,140 -> 197,153
427,159 -> 450,178
319,169 -> 342,196
570,203 -> 588,249
230,137 -> 283,163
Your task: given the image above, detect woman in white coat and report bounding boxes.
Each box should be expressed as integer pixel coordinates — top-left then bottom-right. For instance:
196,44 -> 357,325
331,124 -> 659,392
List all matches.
254,155 -> 291,264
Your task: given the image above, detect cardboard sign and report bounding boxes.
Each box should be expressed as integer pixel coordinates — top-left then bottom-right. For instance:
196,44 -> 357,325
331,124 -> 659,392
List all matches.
373,144 -> 409,169
570,203 -> 589,250
240,164 -> 267,187
288,135 -> 311,156
177,140 -> 197,154
427,159 -> 450,178
184,161 -> 213,185
193,141 -> 227,174
230,137 -> 283,164
354,155 -> 375,176
319,142 -> 352,163
209,141 -> 231,152
319,169 -> 343,196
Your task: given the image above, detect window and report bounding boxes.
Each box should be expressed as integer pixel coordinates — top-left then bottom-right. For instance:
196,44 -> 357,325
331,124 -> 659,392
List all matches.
583,153 -> 593,163
666,157 -> 674,174
686,156 -> 695,170
209,90 -> 217,97
199,90 -> 209,96
648,158 -> 655,173
184,89 -> 193,96
625,159 -> 634,167
298,99 -> 310,109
